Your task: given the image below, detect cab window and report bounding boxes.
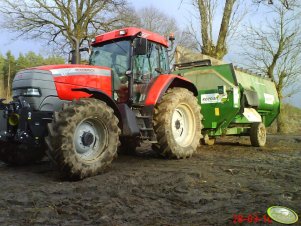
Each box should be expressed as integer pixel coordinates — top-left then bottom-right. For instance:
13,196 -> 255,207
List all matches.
133,42 -> 160,82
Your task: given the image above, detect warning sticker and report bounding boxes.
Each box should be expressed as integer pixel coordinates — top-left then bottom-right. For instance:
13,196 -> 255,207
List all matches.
264,93 -> 275,105
233,87 -> 240,108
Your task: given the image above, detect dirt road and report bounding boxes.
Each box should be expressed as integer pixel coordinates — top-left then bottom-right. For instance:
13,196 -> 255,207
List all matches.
0,135 -> 300,226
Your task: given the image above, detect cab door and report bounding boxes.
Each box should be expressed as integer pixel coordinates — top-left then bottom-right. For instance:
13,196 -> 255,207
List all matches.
132,42 -> 169,104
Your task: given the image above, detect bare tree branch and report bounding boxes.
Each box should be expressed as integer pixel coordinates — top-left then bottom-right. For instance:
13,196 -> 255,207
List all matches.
0,0 -> 137,53
241,3 -> 301,132
190,0 -> 247,60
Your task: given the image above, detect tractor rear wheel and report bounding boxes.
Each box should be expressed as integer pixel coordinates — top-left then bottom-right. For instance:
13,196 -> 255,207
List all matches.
0,143 -> 45,166
153,88 -> 203,158
250,122 -> 266,147
45,98 -> 120,180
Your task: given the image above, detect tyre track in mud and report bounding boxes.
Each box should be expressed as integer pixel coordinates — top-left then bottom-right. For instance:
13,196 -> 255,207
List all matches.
0,135 -> 300,225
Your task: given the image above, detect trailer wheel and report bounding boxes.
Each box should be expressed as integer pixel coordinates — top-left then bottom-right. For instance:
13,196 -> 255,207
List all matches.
46,98 -> 120,180
0,143 -> 45,166
153,88 -> 203,158
250,122 -> 266,147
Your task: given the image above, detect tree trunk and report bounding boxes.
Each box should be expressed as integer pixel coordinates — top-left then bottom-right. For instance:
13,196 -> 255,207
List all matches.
214,0 -> 236,59
277,107 -> 285,133
276,93 -> 285,133
197,0 -> 236,60
198,0 -> 211,55
0,74 -> 5,98
6,62 -> 11,100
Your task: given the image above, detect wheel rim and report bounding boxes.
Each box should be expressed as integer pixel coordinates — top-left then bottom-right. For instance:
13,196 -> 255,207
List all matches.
171,103 -> 196,147
74,118 -> 108,162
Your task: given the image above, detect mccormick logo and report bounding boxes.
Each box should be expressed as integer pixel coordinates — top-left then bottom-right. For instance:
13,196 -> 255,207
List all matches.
50,68 -> 111,77
74,68 -> 95,72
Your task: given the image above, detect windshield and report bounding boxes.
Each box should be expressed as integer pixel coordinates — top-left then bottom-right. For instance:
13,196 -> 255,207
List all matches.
89,40 -> 131,74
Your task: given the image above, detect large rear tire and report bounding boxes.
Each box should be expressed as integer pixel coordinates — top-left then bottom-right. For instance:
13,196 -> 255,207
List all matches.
0,143 -> 45,166
153,88 -> 203,158
250,122 -> 266,147
45,98 -> 120,180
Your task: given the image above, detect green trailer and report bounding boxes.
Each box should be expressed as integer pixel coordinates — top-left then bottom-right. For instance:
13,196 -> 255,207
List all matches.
174,60 -> 280,147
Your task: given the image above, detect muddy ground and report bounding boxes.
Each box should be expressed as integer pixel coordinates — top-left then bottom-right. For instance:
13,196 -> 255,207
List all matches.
0,135 -> 300,226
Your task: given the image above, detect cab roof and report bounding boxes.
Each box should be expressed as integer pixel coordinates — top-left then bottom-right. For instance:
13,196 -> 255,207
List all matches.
92,27 -> 169,48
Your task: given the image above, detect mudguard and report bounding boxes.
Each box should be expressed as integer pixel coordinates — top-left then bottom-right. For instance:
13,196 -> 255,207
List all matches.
72,88 -> 121,122
73,88 -> 142,137
144,74 -> 198,106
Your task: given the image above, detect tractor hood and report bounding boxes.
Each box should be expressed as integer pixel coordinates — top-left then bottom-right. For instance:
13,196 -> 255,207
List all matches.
15,64 -> 111,80
13,64 -> 113,111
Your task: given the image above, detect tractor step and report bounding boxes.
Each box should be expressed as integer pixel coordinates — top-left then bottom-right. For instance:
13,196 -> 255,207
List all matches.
136,115 -> 151,119
143,140 -> 158,144
140,127 -> 153,131
132,103 -> 145,108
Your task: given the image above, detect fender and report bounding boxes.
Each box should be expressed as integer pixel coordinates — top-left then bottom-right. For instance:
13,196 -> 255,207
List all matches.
72,88 -> 122,128
144,74 -> 198,106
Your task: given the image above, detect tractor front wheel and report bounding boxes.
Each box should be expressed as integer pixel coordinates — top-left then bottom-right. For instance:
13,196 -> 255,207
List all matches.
153,88 -> 203,158
46,98 -> 120,180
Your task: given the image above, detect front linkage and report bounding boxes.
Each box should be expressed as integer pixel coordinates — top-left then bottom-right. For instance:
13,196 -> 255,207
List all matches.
0,97 -> 52,165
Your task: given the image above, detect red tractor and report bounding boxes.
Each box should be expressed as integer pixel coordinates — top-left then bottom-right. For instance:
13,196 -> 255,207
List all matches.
0,27 -> 203,179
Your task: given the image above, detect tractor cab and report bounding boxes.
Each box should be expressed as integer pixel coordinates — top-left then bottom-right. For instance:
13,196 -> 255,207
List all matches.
88,27 -> 170,104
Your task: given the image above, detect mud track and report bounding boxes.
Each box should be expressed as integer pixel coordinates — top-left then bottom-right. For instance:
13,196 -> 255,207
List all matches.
0,135 -> 300,225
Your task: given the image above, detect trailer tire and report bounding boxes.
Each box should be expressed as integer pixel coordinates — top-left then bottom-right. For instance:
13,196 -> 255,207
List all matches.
153,88 -> 203,159
250,122 -> 266,147
0,143 -> 45,166
45,98 -> 120,180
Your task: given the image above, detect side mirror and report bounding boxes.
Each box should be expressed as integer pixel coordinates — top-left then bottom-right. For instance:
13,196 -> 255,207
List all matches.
134,37 -> 148,55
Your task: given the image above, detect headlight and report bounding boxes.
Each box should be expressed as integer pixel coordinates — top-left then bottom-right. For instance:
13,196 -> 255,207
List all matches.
24,88 -> 40,96
13,88 -> 41,97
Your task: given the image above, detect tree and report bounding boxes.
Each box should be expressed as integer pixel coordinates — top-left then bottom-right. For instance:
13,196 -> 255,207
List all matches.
137,6 -> 178,37
253,0 -> 299,9
242,3 -> 301,132
0,0 -> 137,53
192,0 -> 246,60
16,52 -> 65,71
0,55 -> 5,99
137,6 -> 199,63
2,52 -> 16,99
0,51 -> 65,99
44,55 -> 65,65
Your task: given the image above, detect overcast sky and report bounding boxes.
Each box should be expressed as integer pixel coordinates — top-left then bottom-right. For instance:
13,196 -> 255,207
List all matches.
0,0 -> 300,107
